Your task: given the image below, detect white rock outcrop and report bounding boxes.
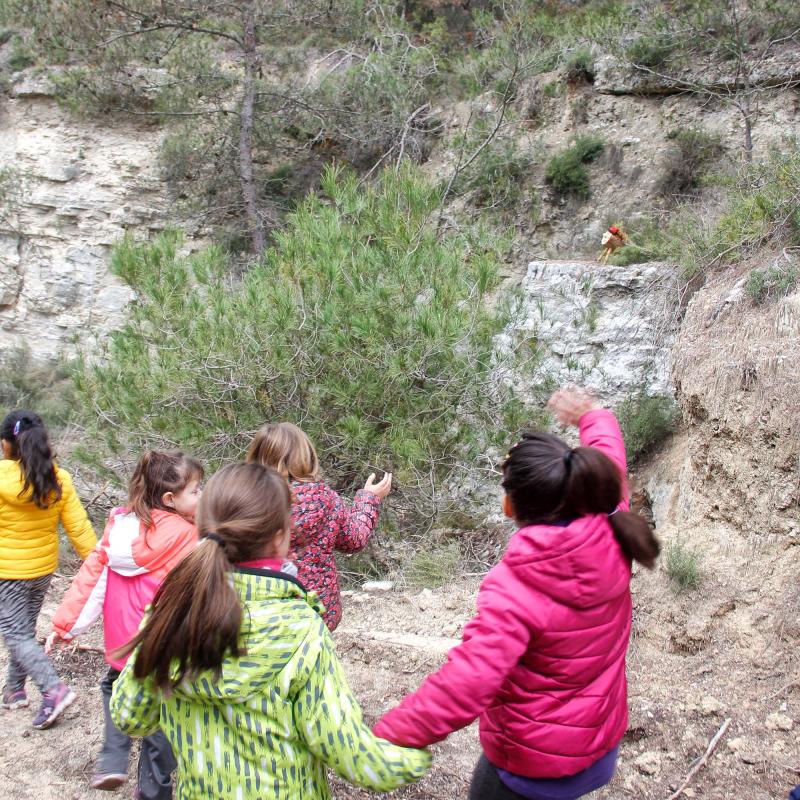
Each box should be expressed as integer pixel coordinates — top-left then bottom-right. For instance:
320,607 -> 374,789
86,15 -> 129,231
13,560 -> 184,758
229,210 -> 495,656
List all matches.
507,259 -> 680,406
0,72 -> 169,360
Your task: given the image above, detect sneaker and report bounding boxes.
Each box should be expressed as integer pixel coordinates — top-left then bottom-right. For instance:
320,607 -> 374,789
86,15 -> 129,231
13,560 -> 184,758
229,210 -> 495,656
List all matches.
32,682 -> 75,729
1,687 -> 29,710
90,773 -> 127,790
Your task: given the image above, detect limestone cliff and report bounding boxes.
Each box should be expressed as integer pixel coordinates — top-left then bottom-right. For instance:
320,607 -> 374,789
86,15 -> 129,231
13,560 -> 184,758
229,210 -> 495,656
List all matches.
0,74 -> 167,359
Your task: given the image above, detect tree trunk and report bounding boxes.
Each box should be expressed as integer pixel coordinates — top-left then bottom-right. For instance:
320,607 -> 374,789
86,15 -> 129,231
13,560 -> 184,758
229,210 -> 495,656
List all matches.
743,111 -> 753,162
239,1 -> 266,254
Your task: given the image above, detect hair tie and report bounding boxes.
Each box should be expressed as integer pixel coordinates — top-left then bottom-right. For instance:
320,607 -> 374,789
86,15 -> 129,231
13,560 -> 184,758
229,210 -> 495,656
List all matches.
205,532 -> 226,550
12,420 -> 21,437
562,449 -> 573,467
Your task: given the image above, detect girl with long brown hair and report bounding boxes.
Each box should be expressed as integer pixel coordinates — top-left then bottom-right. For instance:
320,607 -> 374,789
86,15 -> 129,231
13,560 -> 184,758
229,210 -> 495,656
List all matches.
47,450 -> 202,796
110,462 -> 429,800
247,422 -> 392,630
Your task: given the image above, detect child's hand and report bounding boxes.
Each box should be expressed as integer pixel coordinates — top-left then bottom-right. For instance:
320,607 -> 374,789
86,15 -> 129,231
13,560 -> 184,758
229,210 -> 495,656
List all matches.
547,386 -> 599,427
44,631 -> 67,654
363,472 -> 392,499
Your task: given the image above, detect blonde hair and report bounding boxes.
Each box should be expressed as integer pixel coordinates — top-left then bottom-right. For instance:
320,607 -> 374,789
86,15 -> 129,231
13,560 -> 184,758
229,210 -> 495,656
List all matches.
246,422 -> 320,482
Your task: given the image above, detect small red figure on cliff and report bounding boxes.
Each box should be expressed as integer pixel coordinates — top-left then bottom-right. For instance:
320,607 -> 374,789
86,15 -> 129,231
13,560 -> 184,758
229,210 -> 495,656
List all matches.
599,225 -> 628,264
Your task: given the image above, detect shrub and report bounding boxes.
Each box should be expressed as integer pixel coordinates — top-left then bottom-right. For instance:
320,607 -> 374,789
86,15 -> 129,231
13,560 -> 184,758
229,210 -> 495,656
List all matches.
453,121 -> 533,211
624,34 -> 675,68
72,165 -> 527,523
0,347 -> 76,429
564,47 -> 595,83
7,35 -> 34,70
657,127 -> 724,199
545,134 -> 604,199
616,388 -> 678,463
407,539 -> 461,587
664,540 -> 702,592
745,261 -> 799,303
542,79 -> 565,98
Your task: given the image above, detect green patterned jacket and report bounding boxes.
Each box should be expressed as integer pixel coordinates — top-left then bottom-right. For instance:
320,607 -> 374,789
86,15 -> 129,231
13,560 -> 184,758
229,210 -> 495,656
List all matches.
110,567 -> 431,799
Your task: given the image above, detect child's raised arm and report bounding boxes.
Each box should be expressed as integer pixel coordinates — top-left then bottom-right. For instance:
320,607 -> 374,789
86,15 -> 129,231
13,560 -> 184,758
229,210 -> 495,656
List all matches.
548,387 -> 628,495
295,627 -> 430,790
332,473 -> 390,553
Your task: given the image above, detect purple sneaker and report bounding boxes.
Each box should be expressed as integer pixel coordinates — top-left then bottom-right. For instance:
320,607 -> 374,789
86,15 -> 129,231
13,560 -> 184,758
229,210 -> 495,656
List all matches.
32,682 -> 75,729
2,687 -> 29,710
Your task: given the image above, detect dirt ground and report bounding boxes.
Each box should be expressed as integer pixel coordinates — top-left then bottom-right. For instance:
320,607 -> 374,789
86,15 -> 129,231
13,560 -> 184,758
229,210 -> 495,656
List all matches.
1,527 -> 798,800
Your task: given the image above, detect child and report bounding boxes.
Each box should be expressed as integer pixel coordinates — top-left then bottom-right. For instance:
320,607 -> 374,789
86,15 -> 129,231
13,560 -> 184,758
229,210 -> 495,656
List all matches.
246,422 -> 391,630
109,462 -> 430,799
0,409 -> 96,729
47,450 -> 202,796
373,386 -> 661,800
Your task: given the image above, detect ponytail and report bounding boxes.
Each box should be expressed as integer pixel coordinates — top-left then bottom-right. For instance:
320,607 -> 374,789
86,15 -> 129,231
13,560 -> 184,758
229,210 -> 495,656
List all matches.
0,410 -> 61,509
608,511 -> 660,569
128,450 -> 203,530
113,538 -> 242,690
502,432 -> 660,570
115,462 -> 292,690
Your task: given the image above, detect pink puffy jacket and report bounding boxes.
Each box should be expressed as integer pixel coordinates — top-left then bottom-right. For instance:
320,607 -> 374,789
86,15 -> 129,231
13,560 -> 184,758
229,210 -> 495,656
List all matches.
52,508 -> 198,669
374,409 -> 633,779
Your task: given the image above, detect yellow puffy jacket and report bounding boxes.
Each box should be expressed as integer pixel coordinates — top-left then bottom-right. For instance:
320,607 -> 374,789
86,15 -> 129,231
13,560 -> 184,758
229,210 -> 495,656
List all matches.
0,459 -> 97,580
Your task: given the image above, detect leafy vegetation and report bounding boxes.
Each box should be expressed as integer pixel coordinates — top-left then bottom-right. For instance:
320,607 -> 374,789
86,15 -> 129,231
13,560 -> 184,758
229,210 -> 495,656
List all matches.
745,260 -> 799,303
616,388 -> 678,463
664,540 -> 702,592
72,166 -> 533,523
0,347 -> 76,428
452,119 -> 534,212
611,145 -> 800,275
657,127 -> 724,200
545,135 -> 604,200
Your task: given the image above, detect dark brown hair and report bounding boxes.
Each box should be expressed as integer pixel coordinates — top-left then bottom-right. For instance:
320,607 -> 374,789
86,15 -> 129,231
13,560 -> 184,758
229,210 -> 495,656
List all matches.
246,422 -> 320,482
115,462 -> 292,690
501,431 -> 660,568
1,410 -> 61,509
128,451 -> 203,529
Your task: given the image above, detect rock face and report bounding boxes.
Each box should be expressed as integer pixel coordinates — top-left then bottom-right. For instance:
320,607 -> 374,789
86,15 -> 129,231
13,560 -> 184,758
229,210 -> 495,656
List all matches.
671,262 -> 800,539
594,50 -> 800,96
0,74 -> 168,361
508,260 -> 680,407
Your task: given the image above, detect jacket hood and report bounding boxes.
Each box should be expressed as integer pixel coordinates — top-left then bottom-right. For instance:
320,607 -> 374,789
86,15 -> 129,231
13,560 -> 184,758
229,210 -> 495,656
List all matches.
172,568 -> 325,704
504,516 -> 631,609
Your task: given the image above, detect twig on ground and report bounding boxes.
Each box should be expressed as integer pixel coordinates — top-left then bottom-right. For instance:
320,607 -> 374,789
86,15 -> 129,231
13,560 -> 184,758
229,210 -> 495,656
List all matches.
70,642 -> 106,656
666,717 -> 732,800
769,678 -> 800,699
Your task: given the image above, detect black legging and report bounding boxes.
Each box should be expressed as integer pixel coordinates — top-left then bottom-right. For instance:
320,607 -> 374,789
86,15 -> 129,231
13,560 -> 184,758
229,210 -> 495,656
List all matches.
468,755 -> 527,800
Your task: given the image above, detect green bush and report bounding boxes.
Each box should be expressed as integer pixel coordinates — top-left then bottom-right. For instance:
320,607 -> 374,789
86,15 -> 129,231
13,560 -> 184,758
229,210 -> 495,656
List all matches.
664,540 -> 702,592
624,34 -> 675,68
545,135 -> 604,199
72,166 -> 527,522
658,127 -> 724,199
0,347 -> 76,429
7,35 -> 34,70
407,540 -> 461,587
564,47 -> 595,83
616,389 -> 678,463
453,121 -> 533,211
542,79 -> 565,98
745,261 -> 799,303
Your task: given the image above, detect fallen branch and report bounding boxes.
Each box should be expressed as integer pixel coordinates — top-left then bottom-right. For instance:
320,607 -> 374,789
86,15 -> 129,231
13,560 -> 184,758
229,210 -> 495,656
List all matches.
71,642 -> 106,656
667,717 -> 732,800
